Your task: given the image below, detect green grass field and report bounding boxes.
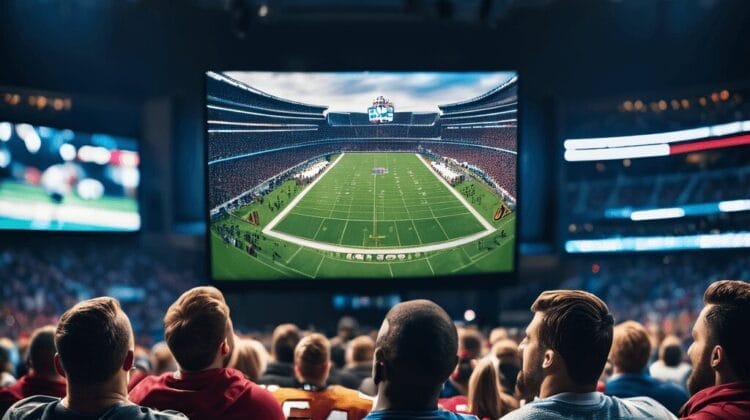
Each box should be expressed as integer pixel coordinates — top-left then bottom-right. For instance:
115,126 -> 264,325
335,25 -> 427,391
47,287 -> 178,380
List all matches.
211,152 -> 515,280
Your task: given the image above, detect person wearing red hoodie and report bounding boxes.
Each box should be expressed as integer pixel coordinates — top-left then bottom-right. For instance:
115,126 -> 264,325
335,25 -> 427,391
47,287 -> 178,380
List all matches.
0,326 -> 66,415
680,280 -> 750,419
129,286 -> 284,420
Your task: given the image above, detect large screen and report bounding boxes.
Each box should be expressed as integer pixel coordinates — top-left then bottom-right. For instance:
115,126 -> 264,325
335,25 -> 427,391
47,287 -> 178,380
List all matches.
206,71 -> 517,282
0,121 -> 140,231
561,88 -> 750,253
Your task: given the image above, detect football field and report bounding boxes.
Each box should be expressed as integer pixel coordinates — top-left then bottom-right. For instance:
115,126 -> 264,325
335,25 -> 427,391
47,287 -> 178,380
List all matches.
211,152 -> 515,280
266,152 -> 491,252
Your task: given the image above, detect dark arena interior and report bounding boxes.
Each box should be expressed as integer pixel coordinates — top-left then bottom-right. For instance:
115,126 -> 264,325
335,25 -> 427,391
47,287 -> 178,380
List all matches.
1,1 -> 750,419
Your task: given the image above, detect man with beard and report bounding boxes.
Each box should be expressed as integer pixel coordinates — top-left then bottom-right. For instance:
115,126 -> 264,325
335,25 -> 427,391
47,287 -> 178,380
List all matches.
501,290 -> 675,419
680,280 -> 750,419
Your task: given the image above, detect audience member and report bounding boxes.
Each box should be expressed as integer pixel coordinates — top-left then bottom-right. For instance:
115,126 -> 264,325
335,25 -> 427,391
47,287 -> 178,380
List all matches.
0,344 -> 16,388
129,286 -> 284,420
604,321 -> 688,414
149,342 -> 177,377
649,335 -> 691,389
502,290 -> 676,419
440,359 -> 517,419
680,280 -> 750,419
365,299 -> 476,420
0,327 -> 65,415
259,324 -> 301,387
342,335 -> 375,387
3,297 -> 185,419
491,339 -> 520,396
269,333 -> 372,420
230,339 -> 264,382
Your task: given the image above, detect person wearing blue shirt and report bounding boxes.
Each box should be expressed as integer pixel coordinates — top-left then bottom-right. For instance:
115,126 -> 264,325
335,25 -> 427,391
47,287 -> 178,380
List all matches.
364,300 -> 476,420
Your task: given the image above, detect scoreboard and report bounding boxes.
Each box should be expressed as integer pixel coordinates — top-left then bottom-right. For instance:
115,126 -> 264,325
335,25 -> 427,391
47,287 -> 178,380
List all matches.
368,96 -> 394,123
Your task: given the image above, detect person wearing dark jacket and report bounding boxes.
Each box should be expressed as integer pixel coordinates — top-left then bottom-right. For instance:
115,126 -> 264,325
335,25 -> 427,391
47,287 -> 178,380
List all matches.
605,321 -> 688,414
258,323 -> 301,388
680,280 -> 750,419
2,298 -> 184,420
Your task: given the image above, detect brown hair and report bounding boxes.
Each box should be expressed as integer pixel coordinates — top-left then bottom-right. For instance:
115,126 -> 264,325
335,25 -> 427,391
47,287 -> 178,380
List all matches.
459,328 -> 484,359
467,359 -> 512,419
347,335 -> 375,364
164,286 -> 230,371
27,325 -> 57,376
531,290 -> 614,385
703,280 -> 750,380
272,324 -> 301,364
295,333 -> 330,383
55,297 -> 131,384
610,321 -> 651,373
232,339 -> 263,382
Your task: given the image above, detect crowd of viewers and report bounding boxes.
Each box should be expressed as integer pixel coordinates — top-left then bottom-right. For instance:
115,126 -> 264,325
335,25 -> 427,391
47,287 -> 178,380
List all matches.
441,128 -> 517,152
2,278 -> 748,419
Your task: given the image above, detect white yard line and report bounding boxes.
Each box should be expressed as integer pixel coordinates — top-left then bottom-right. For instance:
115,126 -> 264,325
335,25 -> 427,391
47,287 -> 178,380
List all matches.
263,153 -> 345,234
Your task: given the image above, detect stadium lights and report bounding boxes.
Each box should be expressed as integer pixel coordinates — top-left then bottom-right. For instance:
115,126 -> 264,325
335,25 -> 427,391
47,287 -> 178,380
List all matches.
0,122 -> 11,142
566,232 -> 750,253
718,200 -> 750,213
630,207 -> 685,221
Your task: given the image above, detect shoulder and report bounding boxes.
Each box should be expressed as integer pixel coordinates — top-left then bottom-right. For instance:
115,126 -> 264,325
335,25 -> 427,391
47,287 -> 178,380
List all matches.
499,402 -> 564,420
615,396 -> 678,419
105,404 -> 188,420
328,386 -> 374,409
232,379 -> 284,418
3,395 -> 59,420
128,372 -> 172,401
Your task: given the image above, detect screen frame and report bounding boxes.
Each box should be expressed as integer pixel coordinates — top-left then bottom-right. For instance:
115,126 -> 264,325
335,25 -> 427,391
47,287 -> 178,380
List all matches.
0,118 -> 142,235
204,69 -> 521,292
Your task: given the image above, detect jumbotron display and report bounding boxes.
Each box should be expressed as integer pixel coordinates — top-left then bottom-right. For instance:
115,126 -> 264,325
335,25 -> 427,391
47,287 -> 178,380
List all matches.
207,71 -> 517,281
0,122 -> 140,231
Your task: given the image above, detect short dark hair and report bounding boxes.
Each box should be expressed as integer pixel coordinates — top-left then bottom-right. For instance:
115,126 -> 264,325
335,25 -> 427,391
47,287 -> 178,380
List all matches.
659,335 -> 683,367
272,324 -> 301,364
55,297 -> 131,384
27,326 -> 57,376
377,300 -> 458,402
610,321 -> 651,373
703,280 -> 750,380
459,329 -> 483,359
164,286 -> 230,371
531,290 -> 614,385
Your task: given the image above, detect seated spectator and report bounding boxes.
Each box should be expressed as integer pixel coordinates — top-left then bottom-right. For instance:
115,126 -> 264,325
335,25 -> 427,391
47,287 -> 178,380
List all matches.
502,290 -> 676,419
150,342 -> 177,376
269,333 -> 372,420
364,299 -> 476,420
605,321 -> 688,414
259,324 -> 301,387
230,339 -> 264,382
129,286 -> 284,420
342,335 -> 375,387
330,317 -> 359,370
441,329 -> 484,398
3,297 -> 184,419
0,343 -> 16,387
491,339 -> 520,396
680,280 -> 750,419
0,326 -> 66,415
440,359 -> 517,419
649,335 -> 691,389
488,328 -> 509,347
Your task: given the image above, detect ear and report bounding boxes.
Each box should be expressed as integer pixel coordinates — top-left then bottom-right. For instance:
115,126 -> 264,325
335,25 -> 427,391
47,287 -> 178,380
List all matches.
53,354 -> 66,379
542,349 -> 556,370
122,349 -> 134,371
373,348 -> 386,385
710,345 -> 724,370
220,339 -> 230,357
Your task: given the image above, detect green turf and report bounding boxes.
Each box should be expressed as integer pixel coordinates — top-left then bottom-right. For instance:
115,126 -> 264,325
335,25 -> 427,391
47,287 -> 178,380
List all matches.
210,152 -> 516,280
0,181 -> 138,212
271,153 -> 485,248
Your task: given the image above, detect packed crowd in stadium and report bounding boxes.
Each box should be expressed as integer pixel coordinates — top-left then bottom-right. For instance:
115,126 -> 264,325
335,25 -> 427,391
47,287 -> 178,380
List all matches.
1,278 -> 748,419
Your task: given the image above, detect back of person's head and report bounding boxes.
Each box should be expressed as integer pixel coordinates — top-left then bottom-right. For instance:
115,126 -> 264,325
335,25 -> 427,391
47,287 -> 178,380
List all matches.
468,359 -> 509,419
610,321 -> 651,374
0,340 -> 13,375
150,341 -> 177,375
659,335 -> 684,368
459,328 -> 484,360
346,335 -> 374,366
231,339 -> 263,382
374,299 -> 458,408
294,333 -> 330,385
492,339 -> 520,393
702,280 -> 750,380
164,286 -> 231,371
27,325 -> 57,377
530,290 -> 614,386
337,316 -> 359,340
489,327 -> 509,346
272,324 -> 301,364
55,297 -> 132,385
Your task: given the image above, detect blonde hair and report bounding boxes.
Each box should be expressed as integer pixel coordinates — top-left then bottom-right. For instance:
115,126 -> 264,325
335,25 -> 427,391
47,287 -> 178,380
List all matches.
468,359 -> 511,419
